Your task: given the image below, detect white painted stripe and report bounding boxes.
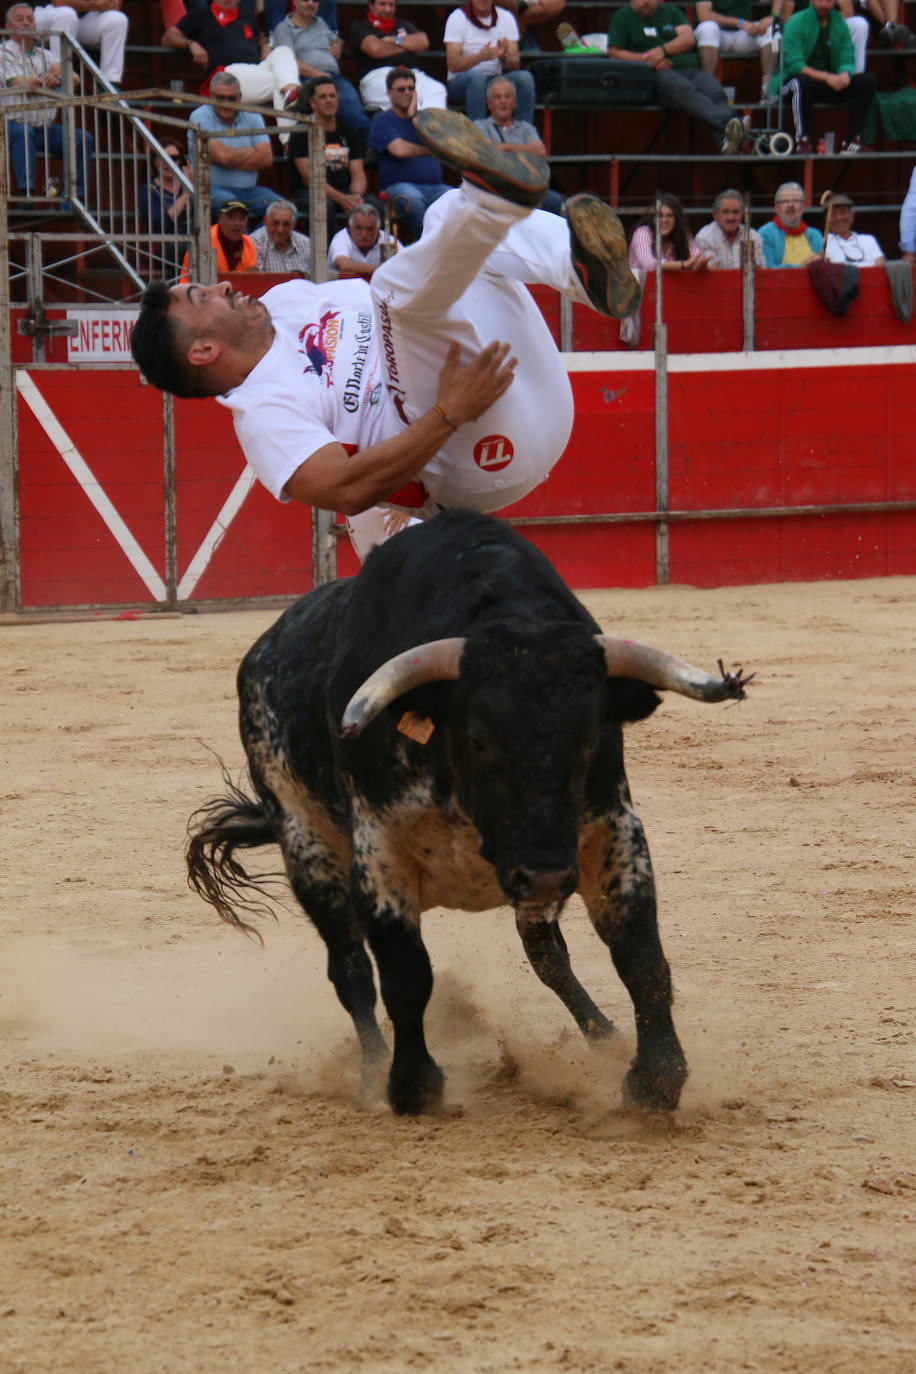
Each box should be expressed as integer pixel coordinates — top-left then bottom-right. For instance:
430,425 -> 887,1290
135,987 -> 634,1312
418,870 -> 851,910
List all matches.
177,467 -> 258,600
15,371 -> 167,601
563,344 -> 916,373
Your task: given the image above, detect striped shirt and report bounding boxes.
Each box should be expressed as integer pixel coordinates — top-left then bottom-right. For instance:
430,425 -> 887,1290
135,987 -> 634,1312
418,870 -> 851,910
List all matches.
695,221 -> 766,269
249,225 -> 312,276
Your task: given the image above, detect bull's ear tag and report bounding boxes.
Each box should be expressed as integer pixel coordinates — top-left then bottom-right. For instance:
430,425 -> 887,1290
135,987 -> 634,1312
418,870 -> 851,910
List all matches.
397,710 -> 435,744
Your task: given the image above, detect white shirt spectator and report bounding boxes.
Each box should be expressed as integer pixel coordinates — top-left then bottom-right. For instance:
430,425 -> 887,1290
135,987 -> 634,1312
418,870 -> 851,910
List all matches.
443,6 -> 520,83
327,225 -> 397,272
825,231 -> 885,266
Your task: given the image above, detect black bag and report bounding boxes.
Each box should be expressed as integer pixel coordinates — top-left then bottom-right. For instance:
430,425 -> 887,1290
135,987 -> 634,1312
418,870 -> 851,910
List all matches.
531,56 -> 656,108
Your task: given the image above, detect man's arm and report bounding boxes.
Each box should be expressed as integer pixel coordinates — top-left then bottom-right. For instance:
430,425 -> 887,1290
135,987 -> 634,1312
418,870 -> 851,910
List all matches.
208,135 -> 273,171
358,23 -> 429,58
285,341 -> 516,512
348,156 -> 368,197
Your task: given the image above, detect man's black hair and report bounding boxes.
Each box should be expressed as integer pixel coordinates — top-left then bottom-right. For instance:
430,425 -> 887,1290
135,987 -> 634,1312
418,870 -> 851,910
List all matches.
130,280 -> 202,399
385,65 -> 414,91
302,74 -> 336,106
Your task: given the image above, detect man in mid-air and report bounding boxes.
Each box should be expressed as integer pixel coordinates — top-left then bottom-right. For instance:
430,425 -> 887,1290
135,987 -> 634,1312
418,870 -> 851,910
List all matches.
131,110 -> 640,559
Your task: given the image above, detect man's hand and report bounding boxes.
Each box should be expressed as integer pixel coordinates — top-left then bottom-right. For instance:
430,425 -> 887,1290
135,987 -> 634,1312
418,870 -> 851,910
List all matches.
643,46 -> 671,68
902,251 -> 916,263
189,40 -> 208,66
435,340 -> 516,423
825,71 -> 850,90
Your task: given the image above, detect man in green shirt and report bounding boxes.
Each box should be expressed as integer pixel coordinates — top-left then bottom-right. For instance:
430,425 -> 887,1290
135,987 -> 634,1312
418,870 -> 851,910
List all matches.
608,0 -> 746,153
771,0 -> 876,153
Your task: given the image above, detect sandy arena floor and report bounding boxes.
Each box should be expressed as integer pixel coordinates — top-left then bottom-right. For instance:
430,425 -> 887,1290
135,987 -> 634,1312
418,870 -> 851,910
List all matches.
1,572 -> 914,1374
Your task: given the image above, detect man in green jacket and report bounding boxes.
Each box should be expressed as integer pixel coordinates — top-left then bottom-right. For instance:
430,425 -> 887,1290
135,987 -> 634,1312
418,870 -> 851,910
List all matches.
770,0 -> 876,153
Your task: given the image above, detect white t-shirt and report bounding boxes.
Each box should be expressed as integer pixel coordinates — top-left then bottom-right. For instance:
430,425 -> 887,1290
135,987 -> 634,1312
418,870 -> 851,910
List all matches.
216,279 -> 397,502
327,227 -> 398,271
825,231 -> 884,266
443,6 -> 520,82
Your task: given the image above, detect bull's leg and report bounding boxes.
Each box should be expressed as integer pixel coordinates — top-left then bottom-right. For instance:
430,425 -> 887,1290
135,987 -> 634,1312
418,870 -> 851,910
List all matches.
365,911 -> 444,1115
580,796 -> 688,1112
515,914 -> 615,1041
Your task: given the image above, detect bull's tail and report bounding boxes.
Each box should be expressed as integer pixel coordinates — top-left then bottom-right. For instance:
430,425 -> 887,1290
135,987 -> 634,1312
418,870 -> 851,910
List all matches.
186,773 -> 284,943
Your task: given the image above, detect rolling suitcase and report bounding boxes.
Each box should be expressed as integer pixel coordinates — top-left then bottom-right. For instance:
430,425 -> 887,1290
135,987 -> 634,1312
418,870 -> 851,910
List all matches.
531,56 -> 656,108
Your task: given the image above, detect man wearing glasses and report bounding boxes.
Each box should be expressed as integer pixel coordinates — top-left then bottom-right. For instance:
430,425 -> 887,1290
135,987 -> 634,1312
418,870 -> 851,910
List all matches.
368,67 -> 452,241
759,182 -> 824,267
131,109 -> 641,561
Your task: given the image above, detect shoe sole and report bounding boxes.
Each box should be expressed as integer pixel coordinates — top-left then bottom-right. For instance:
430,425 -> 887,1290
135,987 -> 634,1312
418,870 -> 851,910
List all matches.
412,108 -> 548,207
567,194 -> 641,319
721,115 -> 747,156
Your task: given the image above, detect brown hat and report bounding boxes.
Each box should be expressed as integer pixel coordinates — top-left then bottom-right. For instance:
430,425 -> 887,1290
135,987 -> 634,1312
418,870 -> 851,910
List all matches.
219,200 -> 249,216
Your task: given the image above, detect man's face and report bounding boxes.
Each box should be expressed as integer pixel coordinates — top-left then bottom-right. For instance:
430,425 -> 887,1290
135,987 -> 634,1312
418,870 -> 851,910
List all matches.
775,189 -> 804,228
350,213 -> 379,251
7,6 -> 36,38
714,197 -> 742,238
292,0 -> 319,21
309,81 -> 338,117
487,82 -> 516,123
830,204 -> 853,236
370,0 -> 397,17
211,83 -> 240,124
388,74 -> 416,114
167,281 -> 272,355
812,0 -> 835,18
266,210 -> 295,248
218,208 -> 249,242
631,0 -> 659,18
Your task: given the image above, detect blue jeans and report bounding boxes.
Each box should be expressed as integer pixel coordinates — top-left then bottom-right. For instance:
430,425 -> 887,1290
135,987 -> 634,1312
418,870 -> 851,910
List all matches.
447,69 -> 535,124
7,120 -> 93,199
380,181 -> 450,243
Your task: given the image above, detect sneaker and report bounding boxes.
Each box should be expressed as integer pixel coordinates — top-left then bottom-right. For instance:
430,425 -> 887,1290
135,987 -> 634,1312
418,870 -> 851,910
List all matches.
840,137 -> 871,154
412,108 -> 548,208
893,22 -> 913,45
720,114 -> 749,155
796,135 -> 813,154
878,23 -> 895,45
567,194 -> 642,319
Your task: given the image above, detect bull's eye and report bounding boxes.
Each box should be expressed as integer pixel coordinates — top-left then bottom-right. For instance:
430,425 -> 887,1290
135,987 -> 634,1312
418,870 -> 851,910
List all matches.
467,731 -> 489,760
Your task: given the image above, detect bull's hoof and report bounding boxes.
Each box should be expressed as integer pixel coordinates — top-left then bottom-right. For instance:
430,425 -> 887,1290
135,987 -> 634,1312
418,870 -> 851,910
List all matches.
388,1055 -> 445,1116
622,1054 -> 687,1113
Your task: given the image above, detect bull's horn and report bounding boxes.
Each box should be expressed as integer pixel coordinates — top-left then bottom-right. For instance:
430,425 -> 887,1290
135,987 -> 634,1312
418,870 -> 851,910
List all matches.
341,637 -> 466,736
596,636 -> 752,703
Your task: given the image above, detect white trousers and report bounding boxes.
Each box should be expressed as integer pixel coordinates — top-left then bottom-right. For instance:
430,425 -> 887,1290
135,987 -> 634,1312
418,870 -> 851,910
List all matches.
225,47 -> 300,112
359,67 -> 448,112
694,20 -> 770,58
357,185 -> 588,544
33,3 -> 128,83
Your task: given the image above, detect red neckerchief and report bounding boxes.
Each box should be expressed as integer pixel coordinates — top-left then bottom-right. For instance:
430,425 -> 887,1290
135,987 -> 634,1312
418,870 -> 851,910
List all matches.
368,7 -> 396,32
217,225 -> 245,270
211,3 -> 240,26
774,215 -> 808,236
463,1 -> 498,29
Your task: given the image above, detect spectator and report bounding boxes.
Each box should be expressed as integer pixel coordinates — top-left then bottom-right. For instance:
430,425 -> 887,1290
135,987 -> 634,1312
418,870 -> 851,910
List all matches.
608,0 -> 746,154
0,3 -> 93,201
32,0 -> 128,87
770,0 -> 876,153
900,164 -> 916,261
288,75 -> 368,238
758,181 -> 823,265
162,0 -> 299,113
327,201 -> 396,276
779,0 -> 869,73
261,0 -> 338,38
188,71 -> 276,222
270,0 -> 369,137
503,0 -> 566,51
824,193 -> 885,263
696,188 -> 766,267
473,75 -> 563,215
444,0 -> 536,125
140,139 -> 193,277
250,197 -> 312,273
694,0 -> 774,99
180,198 -> 257,279
368,66 -> 451,242
349,0 -> 447,112
628,193 -> 708,271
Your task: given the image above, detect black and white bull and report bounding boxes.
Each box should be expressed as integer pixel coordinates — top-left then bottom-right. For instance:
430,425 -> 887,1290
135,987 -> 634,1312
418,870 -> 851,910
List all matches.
187,509 -> 750,1115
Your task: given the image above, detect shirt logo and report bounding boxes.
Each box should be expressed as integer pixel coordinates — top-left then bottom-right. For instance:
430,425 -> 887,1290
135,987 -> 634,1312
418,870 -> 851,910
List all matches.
473,434 -> 514,472
298,309 -> 341,385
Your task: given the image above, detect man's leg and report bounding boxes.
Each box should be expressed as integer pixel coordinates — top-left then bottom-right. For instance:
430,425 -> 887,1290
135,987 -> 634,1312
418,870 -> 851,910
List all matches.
359,68 -> 392,111
843,71 -> 878,139
694,19 -> 721,75
32,3 -> 78,63
655,67 -> 731,137
6,121 -> 36,196
845,14 -> 869,71
380,180 -> 427,242
781,73 -> 814,141
76,8 -> 128,84
415,72 -> 448,110
333,76 -> 371,137
371,181 -> 573,511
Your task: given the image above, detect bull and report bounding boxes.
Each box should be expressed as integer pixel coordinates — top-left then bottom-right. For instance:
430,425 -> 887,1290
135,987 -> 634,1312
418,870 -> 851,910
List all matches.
187,510 -> 750,1115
